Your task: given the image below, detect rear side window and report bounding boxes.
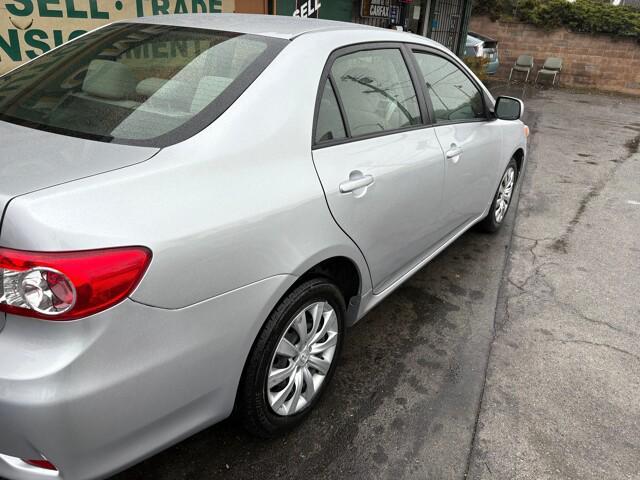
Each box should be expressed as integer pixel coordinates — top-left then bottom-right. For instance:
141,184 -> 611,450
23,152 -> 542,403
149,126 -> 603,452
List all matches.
330,49 -> 421,137
413,52 -> 486,123
0,23 -> 286,147
315,81 -> 347,143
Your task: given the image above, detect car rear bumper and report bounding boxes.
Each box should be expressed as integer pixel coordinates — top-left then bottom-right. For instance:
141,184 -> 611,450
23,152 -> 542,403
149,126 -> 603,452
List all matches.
0,274 -> 293,480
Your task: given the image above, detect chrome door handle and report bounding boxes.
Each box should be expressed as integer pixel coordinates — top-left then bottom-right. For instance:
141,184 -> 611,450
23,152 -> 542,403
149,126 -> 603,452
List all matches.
339,174 -> 374,193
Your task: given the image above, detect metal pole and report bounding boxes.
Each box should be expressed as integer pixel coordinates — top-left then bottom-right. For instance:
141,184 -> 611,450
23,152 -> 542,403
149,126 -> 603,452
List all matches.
420,0 -> 432,37
423,0 -> 433,37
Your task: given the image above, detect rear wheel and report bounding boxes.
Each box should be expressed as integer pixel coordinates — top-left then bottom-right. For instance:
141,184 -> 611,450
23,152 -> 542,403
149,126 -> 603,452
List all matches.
238,278 -> 345,437
479,159 -> 518,233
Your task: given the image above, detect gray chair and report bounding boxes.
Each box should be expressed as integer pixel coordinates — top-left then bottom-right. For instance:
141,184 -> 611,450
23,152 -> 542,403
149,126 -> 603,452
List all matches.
509,54 -> 535,82
536,57 -> 563,86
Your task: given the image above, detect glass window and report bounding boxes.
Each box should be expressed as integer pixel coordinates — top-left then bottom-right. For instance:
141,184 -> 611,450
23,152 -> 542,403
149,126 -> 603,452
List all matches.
413,52 -> 486,123
0,23 -> 285,146
315,80 -> 346,143
330,49 -> 421,137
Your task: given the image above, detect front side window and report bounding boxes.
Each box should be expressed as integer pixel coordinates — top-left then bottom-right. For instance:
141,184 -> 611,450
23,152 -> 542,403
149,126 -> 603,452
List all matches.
330,49 -> 421,137
413,52 -> 486,123
0,23 -> 286,146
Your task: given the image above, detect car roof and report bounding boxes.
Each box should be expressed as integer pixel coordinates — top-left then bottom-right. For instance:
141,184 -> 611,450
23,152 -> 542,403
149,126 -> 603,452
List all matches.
133,13 -> 441,47
133,13 -> 376,39
468,31 -> 497,43
466,34 -> 483,46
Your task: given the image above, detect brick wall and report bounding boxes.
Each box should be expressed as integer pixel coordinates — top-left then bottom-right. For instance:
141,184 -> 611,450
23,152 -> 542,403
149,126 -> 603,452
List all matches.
469,16 -> 640,96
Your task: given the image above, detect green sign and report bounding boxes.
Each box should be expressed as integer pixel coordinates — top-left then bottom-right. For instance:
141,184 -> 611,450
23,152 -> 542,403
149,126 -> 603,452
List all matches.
276,0 -> 352,22
0,0 -> 224,73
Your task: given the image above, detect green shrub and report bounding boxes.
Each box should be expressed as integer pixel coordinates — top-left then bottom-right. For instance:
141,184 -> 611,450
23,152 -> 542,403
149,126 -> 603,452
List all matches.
472,0 -> 640,40
464,56 -> 489,83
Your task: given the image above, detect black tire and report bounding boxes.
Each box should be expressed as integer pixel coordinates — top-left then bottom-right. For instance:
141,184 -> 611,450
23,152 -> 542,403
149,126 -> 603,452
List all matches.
479,158 -> 518,233
238,278 -> 346,438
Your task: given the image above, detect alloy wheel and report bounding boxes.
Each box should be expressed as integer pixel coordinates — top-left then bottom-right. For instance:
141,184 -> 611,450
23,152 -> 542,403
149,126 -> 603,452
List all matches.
267,301 -> 339,416
495,167 -> 515,223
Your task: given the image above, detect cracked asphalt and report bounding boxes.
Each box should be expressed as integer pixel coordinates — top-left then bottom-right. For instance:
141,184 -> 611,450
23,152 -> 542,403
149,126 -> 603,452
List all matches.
468,85 -> 640,479
109,86 -> 640,479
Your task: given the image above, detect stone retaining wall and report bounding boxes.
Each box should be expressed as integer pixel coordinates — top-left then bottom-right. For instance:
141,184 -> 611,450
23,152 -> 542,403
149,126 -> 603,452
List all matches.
470,16 -> 640,96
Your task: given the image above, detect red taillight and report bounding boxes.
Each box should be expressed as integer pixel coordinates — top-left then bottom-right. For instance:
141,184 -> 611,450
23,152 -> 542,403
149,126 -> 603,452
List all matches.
23,459 -> 57,470
0,247 -> 151,320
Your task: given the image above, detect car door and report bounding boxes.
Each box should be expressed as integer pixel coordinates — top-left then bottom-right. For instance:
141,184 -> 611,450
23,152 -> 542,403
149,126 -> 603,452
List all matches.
311,44 -> 446,293
411,49 -> 502,234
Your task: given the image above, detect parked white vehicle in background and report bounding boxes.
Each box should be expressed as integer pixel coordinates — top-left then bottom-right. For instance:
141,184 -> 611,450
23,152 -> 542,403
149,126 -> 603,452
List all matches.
0,14 -> 527,480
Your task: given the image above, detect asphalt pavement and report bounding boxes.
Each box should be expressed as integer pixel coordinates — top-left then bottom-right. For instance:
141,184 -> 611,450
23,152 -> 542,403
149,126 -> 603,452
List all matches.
467,86 -> 640,479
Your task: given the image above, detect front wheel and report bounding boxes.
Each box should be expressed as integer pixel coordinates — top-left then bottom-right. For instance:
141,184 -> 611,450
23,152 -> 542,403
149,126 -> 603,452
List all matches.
238,278 -> 345,438
479,159 -> 518,233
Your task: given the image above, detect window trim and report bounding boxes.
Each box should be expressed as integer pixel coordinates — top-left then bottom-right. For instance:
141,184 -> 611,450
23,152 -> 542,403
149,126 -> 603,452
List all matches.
312,42 -> 431,150
328,73 -> 351,139
409,45 -> 493,127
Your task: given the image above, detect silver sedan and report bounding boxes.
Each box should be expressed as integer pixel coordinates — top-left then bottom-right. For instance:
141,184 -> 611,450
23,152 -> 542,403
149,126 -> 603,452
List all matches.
0,14 -> 527,480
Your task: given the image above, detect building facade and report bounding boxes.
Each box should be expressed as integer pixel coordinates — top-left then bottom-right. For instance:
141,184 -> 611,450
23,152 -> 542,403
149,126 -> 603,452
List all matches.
273,0 -> 472,56
0,0 -> 471,75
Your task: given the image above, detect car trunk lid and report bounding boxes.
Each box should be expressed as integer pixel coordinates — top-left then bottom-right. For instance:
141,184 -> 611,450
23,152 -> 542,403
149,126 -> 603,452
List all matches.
0,121 -> 159,220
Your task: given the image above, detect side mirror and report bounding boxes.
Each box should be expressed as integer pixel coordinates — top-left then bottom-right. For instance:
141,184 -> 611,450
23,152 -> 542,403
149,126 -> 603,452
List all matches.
494,96 -> 524,121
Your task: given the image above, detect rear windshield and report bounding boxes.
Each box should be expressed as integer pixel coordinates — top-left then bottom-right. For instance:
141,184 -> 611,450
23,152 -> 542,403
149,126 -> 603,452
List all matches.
0,23 -> 286,147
